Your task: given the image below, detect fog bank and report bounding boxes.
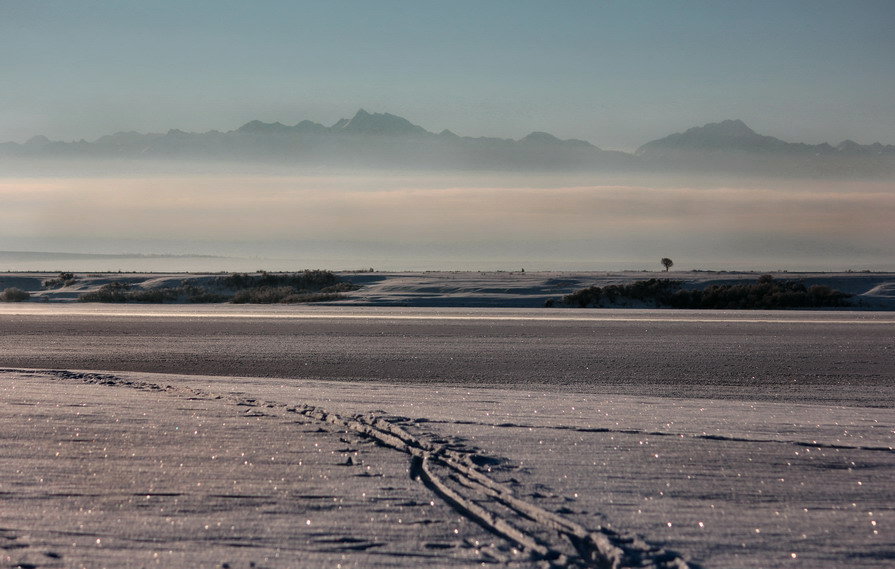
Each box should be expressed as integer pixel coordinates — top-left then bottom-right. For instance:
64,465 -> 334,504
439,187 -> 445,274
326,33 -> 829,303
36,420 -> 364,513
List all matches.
2,174 -> 892,271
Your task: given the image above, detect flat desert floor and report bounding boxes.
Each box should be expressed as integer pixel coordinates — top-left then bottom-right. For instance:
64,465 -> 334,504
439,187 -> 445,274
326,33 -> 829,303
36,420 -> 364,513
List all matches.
1,305 -> 892,568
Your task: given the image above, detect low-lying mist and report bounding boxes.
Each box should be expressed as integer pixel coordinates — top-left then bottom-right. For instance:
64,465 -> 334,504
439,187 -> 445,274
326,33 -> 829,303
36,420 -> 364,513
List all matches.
2,171 -> 892,272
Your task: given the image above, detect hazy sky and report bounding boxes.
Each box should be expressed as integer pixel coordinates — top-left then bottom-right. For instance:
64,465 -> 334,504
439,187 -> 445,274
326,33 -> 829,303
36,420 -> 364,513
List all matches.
2,174 -> 892,271
3,0 -> 894,150
2,1 -> 894,272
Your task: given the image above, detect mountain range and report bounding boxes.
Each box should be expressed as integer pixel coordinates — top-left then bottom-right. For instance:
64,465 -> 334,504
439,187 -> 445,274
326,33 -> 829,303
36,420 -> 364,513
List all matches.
3,110 -> 894,178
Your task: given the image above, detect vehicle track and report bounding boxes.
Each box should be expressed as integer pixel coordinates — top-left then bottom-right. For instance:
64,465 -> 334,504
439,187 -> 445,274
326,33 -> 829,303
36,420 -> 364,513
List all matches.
12,368 -> 696,569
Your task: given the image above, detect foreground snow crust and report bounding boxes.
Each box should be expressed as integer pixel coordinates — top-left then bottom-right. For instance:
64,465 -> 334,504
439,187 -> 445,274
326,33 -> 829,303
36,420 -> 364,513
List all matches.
1,368 -> 891,569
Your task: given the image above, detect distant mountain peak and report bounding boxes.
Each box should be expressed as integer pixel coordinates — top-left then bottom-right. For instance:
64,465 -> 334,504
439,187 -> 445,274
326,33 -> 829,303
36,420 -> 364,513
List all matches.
24,134 -> 52,146
520,131 -> 597,149
237,120 -> 293,134
702,119 -> 756,137
837,139 -> 863,153
636,119 -> 782,155
675,119 -> 761,140
333,109 -> 430,136
521,131 -> 562,144
294,119 -> 328,133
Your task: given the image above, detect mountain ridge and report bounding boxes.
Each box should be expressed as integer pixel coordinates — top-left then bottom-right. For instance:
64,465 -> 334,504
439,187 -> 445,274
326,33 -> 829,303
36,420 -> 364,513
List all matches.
3,111 -> 894,177
636,119 -> 895,157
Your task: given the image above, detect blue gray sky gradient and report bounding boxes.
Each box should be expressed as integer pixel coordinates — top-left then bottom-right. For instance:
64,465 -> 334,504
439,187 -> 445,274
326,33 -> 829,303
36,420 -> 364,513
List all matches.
2,1 -> 894,271
3,0 -> 894,149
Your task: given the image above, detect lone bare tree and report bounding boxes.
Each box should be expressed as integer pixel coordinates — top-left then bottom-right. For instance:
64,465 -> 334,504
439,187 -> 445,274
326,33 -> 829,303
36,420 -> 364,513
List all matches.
661,257 -> 673,272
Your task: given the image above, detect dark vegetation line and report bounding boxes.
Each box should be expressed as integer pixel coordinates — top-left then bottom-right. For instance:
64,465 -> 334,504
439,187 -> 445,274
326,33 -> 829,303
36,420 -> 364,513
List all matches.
76,270 -> 359,304
0,287 -> 30,302
563,275 -> 851,310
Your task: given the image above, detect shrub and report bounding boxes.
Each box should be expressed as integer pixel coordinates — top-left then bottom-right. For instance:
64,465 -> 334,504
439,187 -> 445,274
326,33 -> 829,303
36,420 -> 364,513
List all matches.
230,287 -> 346,304
564,285 -> 603,307
564,276 -> 851,310
807,284 -> 850,307
178,284 -> 228,303
281,292 -> 346,303
79,282 -> 228,303
74,271 -> 353,304
1,287 -> 30,302
231,286 -> 294,304
125,289 -> 179,303
320,282 -> 361,293
214,270 -> 341,291
219,270 -> 354,304
43,272 -> 78,288
78,281 -> 131,302
563,279 -> 681,307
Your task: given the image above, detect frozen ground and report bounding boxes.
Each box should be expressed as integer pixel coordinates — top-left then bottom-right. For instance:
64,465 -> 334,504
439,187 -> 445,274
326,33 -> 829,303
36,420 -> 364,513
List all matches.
0,306 -> 892,568
0,305 -> 892,406
1,368 -> 891,569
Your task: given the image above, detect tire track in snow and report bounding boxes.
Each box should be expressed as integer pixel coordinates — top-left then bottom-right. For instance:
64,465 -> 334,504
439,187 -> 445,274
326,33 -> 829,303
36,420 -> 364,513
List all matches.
414,418 -> 894,453
14,368 -> 697,569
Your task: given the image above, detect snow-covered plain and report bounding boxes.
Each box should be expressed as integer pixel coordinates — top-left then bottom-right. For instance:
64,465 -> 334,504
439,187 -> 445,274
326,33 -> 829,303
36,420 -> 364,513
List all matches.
3,270 -> 895,308
0,300 -> 892,568
1,364 -> 891,568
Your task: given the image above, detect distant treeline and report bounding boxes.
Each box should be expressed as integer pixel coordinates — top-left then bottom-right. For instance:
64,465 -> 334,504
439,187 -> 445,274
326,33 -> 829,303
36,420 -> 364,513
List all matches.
78,270 -> 358,304
564,276 -> 851,309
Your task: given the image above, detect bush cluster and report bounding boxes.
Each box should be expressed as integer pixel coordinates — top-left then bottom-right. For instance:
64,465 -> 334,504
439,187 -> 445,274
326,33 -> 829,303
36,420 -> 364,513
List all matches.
564,279 -> 681,307
178,283 -> 229,303
79,281 -> 132,302
564,275 -> 851,310
213,270 -> 343,291
79,281 -> 227,303
43,272 -> 78,288
224,271 -> 357,304
0,287 -> 30,302
665,276 -> 851,309
77,271 -> 357,304
231,287 -> 346,304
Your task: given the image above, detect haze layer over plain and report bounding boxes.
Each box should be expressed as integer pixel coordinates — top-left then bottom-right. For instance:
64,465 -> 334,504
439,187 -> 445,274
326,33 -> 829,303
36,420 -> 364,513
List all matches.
2,172 -> 892,271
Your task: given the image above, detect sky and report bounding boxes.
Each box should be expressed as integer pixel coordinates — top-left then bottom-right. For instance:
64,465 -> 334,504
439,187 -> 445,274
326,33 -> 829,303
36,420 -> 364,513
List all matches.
2,0 -> 895,150
1,1 -> 893,271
